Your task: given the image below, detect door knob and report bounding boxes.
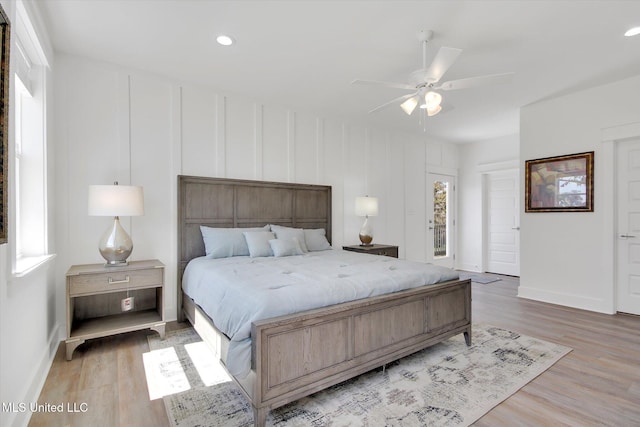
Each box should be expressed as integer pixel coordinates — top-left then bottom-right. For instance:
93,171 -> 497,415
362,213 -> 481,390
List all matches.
512,227 -> 520,230
619,234 -> 636,238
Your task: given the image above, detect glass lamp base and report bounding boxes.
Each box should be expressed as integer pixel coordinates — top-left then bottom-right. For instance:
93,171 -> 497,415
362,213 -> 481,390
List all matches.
359,217 -> 374,246
99,217 -> 133,266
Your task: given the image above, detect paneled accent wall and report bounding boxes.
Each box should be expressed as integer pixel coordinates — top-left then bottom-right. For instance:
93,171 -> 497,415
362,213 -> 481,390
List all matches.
54,54 -> 458,321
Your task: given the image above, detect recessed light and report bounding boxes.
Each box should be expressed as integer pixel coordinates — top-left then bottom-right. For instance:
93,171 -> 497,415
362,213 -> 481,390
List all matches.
216,35 -> 235,46
624,26 -> 640,37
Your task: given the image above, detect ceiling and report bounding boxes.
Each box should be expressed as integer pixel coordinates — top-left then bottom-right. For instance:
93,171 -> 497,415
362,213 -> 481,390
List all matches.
39,0 -> 640,143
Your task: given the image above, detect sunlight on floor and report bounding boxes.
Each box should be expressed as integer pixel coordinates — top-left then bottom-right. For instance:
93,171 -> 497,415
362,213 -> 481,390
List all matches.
142,347 -> 191,400
143,338 -> 234,401
184,341 -> 232,386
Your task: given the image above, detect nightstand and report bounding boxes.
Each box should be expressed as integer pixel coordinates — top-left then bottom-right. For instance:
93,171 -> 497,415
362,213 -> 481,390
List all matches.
65,259 -> 166,360
342,244 -> 399,258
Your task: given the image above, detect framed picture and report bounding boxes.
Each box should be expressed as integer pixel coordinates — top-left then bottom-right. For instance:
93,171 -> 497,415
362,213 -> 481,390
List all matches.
525,151 -> 594,212
0,4 -> 9,244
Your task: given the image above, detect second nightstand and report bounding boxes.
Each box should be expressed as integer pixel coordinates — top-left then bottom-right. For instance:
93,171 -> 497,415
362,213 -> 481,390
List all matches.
342,244 -> 399,258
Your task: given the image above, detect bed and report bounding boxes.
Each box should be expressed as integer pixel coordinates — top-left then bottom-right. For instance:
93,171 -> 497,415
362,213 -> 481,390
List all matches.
177,175 -> 471,426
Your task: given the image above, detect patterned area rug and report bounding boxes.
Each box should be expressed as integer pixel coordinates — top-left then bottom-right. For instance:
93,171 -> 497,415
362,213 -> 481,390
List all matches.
147,325 -> 570,426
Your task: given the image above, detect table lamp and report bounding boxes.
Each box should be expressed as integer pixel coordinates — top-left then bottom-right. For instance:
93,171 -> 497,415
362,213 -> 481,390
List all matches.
355,196 -> 378,246
88,182 -> 144,266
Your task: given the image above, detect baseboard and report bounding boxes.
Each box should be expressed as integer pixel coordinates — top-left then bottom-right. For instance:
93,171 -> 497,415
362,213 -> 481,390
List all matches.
457,263 -> 482,273
6,323 -> 62,427
518,286 -> 614,314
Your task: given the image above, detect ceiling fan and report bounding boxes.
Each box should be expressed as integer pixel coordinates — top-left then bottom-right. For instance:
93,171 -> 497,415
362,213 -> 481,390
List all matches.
352,30 -> 514,118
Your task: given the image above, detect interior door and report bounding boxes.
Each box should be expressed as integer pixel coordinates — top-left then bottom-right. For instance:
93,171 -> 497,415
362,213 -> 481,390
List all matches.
616,138 -> 640,315
426,173 -> 455,268
486,170 -> 520,276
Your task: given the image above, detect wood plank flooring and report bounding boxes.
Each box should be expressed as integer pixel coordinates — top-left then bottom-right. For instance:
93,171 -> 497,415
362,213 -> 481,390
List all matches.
29,274 -> 640,426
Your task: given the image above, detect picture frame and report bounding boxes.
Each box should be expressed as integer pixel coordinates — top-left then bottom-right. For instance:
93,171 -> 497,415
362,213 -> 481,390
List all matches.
0,4 -> 9,244
525,151 -> 594,213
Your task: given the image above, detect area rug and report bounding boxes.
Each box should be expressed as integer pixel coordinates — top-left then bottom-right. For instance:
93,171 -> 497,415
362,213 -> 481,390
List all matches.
458,273 -> 501,284
147,325 -> 570,426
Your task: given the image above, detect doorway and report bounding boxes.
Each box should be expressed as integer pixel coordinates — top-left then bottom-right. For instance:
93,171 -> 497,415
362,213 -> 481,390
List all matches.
426,173 -> 455,268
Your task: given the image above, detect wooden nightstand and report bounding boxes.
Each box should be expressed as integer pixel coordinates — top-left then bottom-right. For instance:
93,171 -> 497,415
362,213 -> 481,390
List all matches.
65,259 -> 166,360
342,244 -> 399,258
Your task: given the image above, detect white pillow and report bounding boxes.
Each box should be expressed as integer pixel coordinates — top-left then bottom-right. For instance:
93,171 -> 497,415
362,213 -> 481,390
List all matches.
243,231 -> 275,257
304,228 -> 331,251
200,225 -> 269,258
270,224 -> 309,252
269,238 -> 304,257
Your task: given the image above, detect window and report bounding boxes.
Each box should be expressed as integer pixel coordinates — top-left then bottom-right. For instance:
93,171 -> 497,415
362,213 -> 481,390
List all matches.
12,1 -> 52,276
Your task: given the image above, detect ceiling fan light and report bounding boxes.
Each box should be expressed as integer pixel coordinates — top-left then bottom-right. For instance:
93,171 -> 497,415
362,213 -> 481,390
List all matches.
424,91 -> 442,109
625,26 -> 640,37
426,105 -> 442,117
216,35 -> 235,46
400,97 -> 418,115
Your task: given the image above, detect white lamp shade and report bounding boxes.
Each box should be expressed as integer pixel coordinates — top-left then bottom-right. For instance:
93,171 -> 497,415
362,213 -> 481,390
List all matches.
400,96 -> 418,115
355,196 -> 379,217
421,91 -> 442,110
88,185 -> 144,217
427,104 -> 442,117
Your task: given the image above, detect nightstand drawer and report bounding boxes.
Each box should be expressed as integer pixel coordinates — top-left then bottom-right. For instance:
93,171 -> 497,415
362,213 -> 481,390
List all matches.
69,267 -> 163,296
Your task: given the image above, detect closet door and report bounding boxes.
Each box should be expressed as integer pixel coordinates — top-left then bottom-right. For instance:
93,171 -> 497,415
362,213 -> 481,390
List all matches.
616,138 -> 640,315
486,170 -> 520,276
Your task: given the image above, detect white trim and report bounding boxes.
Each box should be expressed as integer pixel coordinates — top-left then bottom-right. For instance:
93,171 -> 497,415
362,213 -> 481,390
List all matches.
477,158 -> 519,173
427,165 -> 458,176
602,121 -> 640,142
518,285 -> 613,314
12,253 -> 56,278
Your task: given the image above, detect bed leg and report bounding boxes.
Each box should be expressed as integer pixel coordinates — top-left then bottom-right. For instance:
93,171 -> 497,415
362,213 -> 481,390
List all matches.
253,406 -> 267,427
464,328 -> 472,346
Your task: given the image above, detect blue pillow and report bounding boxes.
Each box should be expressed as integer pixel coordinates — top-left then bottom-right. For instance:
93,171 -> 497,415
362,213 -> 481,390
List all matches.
270,225 -> 309,252
200,225 -> 269,258
243,231 -> 275,257
269,238 -> 304,257
304,228 -> 331,251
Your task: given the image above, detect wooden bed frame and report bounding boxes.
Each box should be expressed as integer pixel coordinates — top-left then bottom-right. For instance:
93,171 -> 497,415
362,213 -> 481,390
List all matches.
177,175 -> 471,426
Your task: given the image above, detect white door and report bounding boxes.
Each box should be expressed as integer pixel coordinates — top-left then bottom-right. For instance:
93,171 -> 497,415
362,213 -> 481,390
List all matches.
486,170 -> 520,276
616,139 -> 640,315
426,173 -> 455,268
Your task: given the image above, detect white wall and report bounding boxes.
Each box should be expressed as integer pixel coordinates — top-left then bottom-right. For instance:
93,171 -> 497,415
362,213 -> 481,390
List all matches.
0,1 -> 59,427
53,54 -> 459,329
519,74 -> 640,313
458,134 -> 519,272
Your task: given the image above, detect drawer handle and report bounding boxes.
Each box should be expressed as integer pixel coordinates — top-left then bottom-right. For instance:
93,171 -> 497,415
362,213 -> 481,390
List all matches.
108,275 -> 130,285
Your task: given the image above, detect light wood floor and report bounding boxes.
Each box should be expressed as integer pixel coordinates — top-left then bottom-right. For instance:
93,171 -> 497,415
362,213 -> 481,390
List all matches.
29,274 -> 640,427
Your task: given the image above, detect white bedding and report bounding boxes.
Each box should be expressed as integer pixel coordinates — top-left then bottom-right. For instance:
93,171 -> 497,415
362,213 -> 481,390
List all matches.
182,249 -> 459,378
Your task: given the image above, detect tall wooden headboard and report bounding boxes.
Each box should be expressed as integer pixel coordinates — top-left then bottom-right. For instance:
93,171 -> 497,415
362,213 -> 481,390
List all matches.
177,175 -> 332,320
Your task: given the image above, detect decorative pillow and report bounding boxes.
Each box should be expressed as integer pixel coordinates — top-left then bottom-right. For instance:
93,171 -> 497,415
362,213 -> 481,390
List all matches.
270,224 -> 309,252
243,231 -> 275,257
200,225 -> 269,258
269,238 -> 304,257
304,228 -> 332,251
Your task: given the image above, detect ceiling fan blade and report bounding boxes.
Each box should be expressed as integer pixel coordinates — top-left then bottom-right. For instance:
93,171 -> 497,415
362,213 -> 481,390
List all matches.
368,92 -> 417,114
436,72 -> 514,91
351,79 -> 415,91
424,47 -> 462,83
